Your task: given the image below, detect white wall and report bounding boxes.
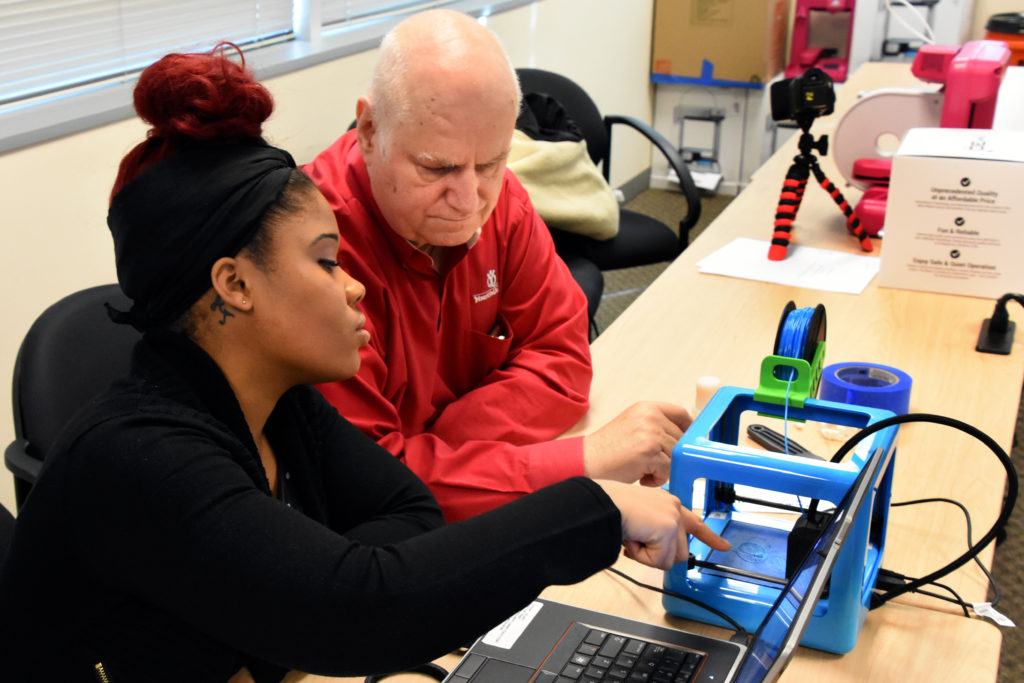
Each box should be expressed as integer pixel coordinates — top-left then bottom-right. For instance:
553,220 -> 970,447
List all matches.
0,0 -> 656,514
970,0 -> 1024,38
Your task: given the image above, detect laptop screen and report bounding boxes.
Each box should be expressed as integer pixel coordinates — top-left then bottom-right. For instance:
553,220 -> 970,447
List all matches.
731,446 -> 888,683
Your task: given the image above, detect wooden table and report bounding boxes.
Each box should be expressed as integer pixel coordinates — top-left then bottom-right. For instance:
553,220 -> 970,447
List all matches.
554,62 -> 1017,678
298,63 -> 1017,682
569,62 -> 1023,614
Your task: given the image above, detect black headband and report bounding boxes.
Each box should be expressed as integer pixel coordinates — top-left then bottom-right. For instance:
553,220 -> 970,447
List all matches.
107,139 -> 296,331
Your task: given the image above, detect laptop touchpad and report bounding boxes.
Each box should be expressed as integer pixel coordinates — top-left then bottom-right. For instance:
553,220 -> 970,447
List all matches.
472,659 -> 534,683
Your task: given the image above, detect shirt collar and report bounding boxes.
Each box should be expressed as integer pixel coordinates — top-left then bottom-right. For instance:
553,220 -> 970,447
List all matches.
409,227 -> 481,269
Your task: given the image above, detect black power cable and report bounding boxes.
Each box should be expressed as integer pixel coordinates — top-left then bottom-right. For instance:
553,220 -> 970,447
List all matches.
977,292 -> 1024,354
890,497 -> 1002,608
606,567 -> 749,639
876,567 -> 972,617
820,413 -> 1017,609
363,662 -> 449,683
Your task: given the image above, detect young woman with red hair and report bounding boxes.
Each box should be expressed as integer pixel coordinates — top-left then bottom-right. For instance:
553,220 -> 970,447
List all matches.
0,45 -> 726,682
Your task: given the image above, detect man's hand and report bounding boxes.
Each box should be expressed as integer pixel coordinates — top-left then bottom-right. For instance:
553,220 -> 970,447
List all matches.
582,402 -> 692,487
596,481 -> 730,570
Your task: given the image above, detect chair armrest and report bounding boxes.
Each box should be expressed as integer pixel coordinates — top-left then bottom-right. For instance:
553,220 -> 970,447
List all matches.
5,439 -> 42,484
604,114 -> 703,243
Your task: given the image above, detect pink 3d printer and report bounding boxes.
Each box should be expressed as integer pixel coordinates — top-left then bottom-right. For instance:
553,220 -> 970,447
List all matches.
785,0 -> 856,83
832,40 -> 1011,237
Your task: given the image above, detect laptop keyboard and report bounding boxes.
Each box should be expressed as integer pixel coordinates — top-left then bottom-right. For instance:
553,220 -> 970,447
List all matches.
537,626 -> 707,683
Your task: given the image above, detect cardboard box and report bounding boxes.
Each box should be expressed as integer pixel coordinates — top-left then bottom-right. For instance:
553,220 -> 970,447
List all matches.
651,0 -> 789,86
877,127 -> 1024,299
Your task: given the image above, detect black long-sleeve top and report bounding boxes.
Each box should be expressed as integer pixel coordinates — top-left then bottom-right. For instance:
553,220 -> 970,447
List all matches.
0,332 -> 620,682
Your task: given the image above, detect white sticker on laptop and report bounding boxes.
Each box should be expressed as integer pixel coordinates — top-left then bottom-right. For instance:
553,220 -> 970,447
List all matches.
482,601 -> 544,649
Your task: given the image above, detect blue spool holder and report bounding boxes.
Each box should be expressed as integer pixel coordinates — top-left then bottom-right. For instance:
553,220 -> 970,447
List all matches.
664,355 -> 898,655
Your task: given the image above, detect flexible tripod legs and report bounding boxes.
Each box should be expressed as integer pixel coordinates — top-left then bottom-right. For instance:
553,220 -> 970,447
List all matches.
770,162 -> 810,261
768,149 -> 874,261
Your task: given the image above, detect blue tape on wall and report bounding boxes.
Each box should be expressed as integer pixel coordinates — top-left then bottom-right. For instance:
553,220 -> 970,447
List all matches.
819,362 -> 913,415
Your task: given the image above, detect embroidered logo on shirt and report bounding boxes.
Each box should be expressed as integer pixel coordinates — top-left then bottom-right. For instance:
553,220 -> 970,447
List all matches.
473,268 -> 499,303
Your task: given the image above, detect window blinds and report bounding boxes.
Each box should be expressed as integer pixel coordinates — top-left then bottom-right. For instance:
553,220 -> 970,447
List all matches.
0,0 -> 293,104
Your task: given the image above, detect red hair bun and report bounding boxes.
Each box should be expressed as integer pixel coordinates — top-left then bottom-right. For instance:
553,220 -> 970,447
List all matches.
111,43 -> 274,201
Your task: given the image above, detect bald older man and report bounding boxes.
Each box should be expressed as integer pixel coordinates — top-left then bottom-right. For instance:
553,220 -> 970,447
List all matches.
306,9 -> 691,521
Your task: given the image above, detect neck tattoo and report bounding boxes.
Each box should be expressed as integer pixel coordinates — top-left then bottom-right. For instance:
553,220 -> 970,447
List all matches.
211,295 -> 235,325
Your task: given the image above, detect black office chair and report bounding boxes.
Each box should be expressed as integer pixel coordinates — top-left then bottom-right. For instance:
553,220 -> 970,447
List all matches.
0,500 -> 14,570
515,68 -> 702,272
561,256 -> 603,336
5,284 -> 139,510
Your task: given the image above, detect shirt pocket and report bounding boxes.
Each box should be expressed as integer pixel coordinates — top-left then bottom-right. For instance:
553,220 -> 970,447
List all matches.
465,316 -> 515,382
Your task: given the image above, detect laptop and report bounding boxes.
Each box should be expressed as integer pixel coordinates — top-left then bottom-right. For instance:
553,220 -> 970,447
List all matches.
444,445 -> 889,683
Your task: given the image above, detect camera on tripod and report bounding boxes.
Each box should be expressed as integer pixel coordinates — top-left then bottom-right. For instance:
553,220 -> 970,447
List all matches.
770,67 -> 836,126
765,66 -> 872,261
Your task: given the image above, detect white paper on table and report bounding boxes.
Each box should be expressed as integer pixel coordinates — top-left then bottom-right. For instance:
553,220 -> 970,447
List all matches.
696,237 -> 880,294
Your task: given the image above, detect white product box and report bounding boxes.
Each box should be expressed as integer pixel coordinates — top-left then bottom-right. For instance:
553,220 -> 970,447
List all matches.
877,127 -> 1024,299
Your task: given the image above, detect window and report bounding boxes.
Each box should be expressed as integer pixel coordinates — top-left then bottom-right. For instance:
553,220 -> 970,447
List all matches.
322,1 -> 432,28
0,1 -> 293,106
0,0 -> 528,154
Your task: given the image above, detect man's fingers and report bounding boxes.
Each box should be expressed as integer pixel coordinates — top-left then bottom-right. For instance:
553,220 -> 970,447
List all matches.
646,449 -> 671,479
653,402 -> 692,432
657,430 -> 680,456
639,472 -> 668,487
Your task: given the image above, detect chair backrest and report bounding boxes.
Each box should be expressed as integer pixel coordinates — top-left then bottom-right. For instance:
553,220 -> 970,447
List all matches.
8,285 -> 139,505
0,500 -> 14,570
516,68 -> 609,169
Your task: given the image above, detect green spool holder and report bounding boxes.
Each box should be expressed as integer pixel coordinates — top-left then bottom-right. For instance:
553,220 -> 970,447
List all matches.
753,301 -> 827,415
754,340 -> 826,410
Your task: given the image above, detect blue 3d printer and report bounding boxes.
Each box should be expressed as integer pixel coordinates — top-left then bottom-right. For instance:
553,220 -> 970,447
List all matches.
664,303 -> 899,654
